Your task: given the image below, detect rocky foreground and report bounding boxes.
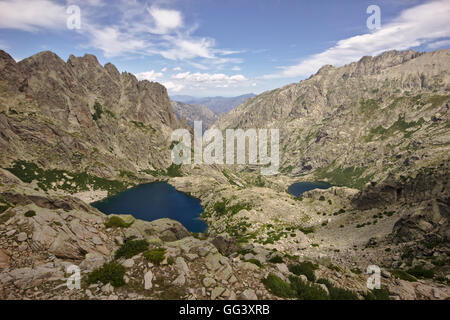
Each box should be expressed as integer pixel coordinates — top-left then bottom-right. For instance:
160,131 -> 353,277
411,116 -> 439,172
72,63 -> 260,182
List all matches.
0,168 -> 448,300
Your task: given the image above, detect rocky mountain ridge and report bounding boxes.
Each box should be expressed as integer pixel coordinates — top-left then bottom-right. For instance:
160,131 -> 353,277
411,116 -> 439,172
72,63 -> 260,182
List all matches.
0,50 -> 184,183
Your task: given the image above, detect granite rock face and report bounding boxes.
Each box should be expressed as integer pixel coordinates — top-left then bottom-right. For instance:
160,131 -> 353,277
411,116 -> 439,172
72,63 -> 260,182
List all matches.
0,50 -> 184,179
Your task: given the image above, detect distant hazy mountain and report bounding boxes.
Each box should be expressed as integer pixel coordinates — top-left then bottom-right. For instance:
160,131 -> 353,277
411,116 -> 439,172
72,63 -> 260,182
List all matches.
171,101 -> 217,130
171,93 -> 256,115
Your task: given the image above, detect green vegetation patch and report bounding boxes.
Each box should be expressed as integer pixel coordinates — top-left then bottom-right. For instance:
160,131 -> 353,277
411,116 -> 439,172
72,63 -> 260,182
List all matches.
315,164 -> 372,190
24,210 -> 36,217
5,160 -> 128,196
288,261 -> 319,282
143,248 -> 167,265
363,116 -> 425,141
212,198 -> 252,217
268,256 -> 284,264
316,279 -> 359,300
114,240 -> 148,260
406,265 -> 434,279
391,269 -> 417,282
261,274 -> 296,298
364,288 -> 390,300
87,262 -> 126,287
289,276 -> 329,300
105,216 -> 133,228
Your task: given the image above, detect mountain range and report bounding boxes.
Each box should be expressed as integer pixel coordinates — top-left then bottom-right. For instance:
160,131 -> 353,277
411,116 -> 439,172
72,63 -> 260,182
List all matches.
171,94 -> 255,115
0,49 -> 448,301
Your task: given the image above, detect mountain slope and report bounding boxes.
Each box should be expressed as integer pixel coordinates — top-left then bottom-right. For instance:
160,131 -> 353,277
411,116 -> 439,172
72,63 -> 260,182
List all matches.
0,50 -> 184,191
216,49 -> 450,189
171,100 -> 217,130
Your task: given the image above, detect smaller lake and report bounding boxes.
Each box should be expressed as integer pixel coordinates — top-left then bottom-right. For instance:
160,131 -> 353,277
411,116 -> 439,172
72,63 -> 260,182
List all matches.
287,181 -> 332,197
92,182 -> 207,233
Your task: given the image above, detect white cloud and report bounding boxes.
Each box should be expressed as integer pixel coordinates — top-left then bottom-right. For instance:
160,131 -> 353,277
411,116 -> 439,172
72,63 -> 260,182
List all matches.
0,0 -> 66,32
172,72 -> 247,83
162,71 -> 252,93
162,81 -> 184,92
173,67 -> 182,71
158,36 -> 216,60
135,70 -> 164,81
87,26 -> 146,58
148,6 -> 183,34
161,67 -> 167,72
265,0 -> 450,79
232,66 -> 241,71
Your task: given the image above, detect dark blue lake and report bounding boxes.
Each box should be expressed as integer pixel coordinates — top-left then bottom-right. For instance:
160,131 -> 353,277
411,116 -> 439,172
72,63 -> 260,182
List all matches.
92,182 -> 207,233
287,181 -> 332,197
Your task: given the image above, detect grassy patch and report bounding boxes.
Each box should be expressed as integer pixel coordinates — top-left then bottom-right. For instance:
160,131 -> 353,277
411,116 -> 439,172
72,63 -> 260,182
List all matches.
87,262 -> 126,287
315,164 -> 372,190
364,288 -> 390,300
105,216 -> 133,228
363,116 -> 425,141
288,261 -> 318,282
391,269 -> 417,282
143,248 -> 167,265
316,279 -> 359,300
268,256 -> 284,264
407,265 -> 434,279
114,240 -> 148,260
5,160 -> 128,196
261,274 -> 296,298
289,276 -> 329,300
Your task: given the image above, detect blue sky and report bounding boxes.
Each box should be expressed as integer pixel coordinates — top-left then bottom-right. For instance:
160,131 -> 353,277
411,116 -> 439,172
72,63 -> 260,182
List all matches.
0,0 -> 449,97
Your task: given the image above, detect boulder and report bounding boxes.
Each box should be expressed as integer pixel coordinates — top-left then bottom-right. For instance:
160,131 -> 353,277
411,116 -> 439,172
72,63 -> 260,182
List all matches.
0,249 -> 10,269
239,289 -> 258,300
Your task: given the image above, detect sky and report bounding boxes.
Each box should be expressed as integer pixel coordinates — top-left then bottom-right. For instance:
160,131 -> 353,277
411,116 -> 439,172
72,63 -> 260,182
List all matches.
0,0 -> 449,97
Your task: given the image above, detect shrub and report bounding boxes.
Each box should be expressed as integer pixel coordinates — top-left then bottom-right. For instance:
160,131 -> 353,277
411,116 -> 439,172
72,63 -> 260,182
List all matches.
92,101 -> 104,121
316,279 -> 359,300
167,256 -> 175,265
268,256 -> 283,264
143,248 -> 167,265
364,288 -> 390,300
299,226 -> 315,234
87,262 -> 126,287
319,196 -> 325,201
288,276 -> 329,300
114,240 -> 148,259
391,269 -> 417,282
262,274 -> 296,298
407,265 -> 434,279
105,216 -> 133,228
288,261 -> 318,282
24,210 -> 36,217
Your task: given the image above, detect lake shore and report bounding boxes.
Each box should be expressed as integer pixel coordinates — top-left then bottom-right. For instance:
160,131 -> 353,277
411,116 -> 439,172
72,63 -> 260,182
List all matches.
73,190 -> 108,204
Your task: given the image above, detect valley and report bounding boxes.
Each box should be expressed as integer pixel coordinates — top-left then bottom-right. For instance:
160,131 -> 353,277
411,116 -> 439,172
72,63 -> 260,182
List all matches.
0,48 -> 448,301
